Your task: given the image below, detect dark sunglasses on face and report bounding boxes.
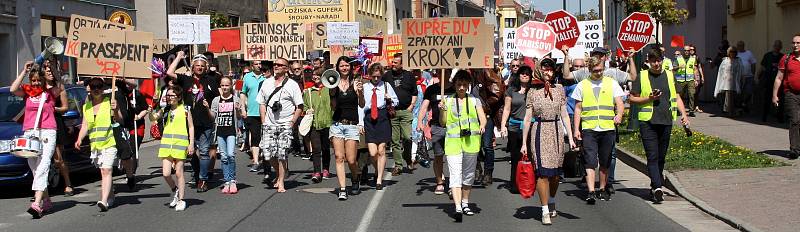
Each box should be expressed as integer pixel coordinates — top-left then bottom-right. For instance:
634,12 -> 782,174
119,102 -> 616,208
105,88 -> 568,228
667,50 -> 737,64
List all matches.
591,69 -> 604,73
511,64 -> 520,67
274,63 -> 287,68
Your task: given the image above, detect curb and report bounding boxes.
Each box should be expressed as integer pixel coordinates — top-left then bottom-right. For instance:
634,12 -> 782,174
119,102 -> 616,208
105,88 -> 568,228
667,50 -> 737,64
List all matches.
615,147 -> 765,232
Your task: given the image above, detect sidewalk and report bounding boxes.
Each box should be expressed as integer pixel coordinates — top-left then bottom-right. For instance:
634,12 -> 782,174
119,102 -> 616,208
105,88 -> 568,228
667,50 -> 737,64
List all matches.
671,105 -> 800,232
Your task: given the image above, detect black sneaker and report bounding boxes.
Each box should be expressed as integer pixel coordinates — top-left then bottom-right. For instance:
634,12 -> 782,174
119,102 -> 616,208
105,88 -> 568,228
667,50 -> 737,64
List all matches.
652,188 -> 664,203
585,191 -> 597,205
338,189 -> 348,201
454,210 -> 463,223
462,205 -> 475,216
607,184 -> 615,194
599,189 -> 611,201
127,176 -> 136,191
350,183 -> 361,195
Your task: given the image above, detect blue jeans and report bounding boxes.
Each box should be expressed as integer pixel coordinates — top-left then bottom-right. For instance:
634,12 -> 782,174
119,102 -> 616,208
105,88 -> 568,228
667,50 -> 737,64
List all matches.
196,127 -> 214,181
481,118 -> 495,174
217,135 -> 237,182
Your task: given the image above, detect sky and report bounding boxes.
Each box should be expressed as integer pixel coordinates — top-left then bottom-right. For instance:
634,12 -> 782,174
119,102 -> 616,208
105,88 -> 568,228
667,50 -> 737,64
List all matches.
530,0 -> 600,15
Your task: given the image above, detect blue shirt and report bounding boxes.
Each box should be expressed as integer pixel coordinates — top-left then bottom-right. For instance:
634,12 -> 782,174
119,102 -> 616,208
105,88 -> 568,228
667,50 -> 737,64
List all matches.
564,84 -> 577,116
241,72 -> 266,116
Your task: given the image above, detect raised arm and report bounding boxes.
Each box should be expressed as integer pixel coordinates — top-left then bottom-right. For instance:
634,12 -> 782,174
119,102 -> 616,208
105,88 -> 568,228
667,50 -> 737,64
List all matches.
11,61 -> 33,97
166,51 -> 185,79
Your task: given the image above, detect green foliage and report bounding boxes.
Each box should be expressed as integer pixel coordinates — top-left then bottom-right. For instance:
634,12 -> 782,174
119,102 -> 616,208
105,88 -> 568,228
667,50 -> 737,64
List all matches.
624,0 -> 688,25
576,9 -> 601,21
616,119 -> 787,171
206,12 -> 230,29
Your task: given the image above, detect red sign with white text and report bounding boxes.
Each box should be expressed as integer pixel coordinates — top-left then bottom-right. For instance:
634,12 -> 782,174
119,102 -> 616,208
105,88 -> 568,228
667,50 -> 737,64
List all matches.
514,21 -> 556,59
544,10 -> 580,49
617,12 -> 654,52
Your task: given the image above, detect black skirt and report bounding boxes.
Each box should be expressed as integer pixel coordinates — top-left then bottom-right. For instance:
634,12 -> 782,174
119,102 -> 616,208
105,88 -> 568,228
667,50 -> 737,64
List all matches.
363,108 -> 392,144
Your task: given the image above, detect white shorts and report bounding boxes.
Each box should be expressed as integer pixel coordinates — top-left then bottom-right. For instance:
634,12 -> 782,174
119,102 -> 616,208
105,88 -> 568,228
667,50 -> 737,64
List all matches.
91,147 -> 118,169
446,153 -> 478,188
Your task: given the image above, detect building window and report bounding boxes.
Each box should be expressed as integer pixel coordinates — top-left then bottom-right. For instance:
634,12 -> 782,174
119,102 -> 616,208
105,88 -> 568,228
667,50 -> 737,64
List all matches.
183,6 -> 197,14
730,0 -> 755,17
777,0 -> 800,7
228,15 -> 239,27
505,18 -> 516,28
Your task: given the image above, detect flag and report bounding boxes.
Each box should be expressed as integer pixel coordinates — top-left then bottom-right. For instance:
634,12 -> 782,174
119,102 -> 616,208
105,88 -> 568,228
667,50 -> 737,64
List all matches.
670,35 -> 685,48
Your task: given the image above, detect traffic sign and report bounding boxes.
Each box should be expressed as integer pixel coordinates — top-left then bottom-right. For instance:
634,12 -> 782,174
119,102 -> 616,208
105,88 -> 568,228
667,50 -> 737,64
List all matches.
544,10 -> 580,49
514,21 -> 556,59
617,12 -> 654,52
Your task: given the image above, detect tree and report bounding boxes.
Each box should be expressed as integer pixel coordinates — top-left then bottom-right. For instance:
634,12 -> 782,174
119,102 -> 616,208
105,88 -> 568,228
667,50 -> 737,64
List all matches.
576,9 -> 601,21
206,12 -> 230,29
624,0 -> 688,41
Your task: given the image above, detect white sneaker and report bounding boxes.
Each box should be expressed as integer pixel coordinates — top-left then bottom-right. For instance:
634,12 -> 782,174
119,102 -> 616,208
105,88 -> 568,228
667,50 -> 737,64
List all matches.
542,213 -> 552,225
174,200 -> 186,211
169,188 -> 179,208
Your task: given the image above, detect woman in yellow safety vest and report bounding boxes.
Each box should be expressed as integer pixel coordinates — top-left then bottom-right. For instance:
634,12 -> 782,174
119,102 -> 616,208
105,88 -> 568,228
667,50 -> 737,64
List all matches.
439,70 -> 487,222
74,78 -> 123,212
156,85 -> 195,211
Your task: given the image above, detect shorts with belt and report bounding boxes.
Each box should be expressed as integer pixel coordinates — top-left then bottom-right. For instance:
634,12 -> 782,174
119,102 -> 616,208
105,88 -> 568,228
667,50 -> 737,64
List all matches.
330,119 -> 360,141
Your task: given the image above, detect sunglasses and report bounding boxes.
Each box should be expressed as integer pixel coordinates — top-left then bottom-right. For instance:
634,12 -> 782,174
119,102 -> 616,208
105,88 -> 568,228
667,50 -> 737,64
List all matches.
166,94 -> 178,98
274,63 -> 287,68
573,65 -> 586,68
511,64 -> 520,67
591,69 -> 604,73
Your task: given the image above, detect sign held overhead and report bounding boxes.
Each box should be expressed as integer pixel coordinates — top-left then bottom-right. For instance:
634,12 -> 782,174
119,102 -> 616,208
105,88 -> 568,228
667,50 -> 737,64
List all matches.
243,23 -> 306,61
617,12 -> 654,52
401,17 -> 493,69
73,28 -> 154,78
544,10 -> 580,49
514,21 -> 556,59
168,14 -> 211,44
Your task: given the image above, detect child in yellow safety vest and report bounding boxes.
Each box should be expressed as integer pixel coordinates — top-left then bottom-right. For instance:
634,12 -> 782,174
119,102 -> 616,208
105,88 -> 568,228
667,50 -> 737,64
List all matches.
438,70 -> 487,222
155,85 -> 195,211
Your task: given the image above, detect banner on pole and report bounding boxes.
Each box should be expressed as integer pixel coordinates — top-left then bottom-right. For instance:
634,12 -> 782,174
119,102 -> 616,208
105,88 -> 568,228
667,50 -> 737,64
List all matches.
267,0 -> 354,23
73,28 -> 153,78
401,17 -> 493,69
243,23 -> 306,61
168,14 -> 211,44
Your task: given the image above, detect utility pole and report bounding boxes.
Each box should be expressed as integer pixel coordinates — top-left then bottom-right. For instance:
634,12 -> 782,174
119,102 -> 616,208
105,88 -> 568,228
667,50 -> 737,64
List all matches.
563,0 -> 566,10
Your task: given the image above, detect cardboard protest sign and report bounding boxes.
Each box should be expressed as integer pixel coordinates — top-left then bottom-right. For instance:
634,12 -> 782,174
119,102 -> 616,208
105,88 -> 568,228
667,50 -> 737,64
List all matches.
360,37 -> 383,55
401,17 -> 494,69
168,14 -> 211,44
514,21 -> 556,59
73,28 -> 153,78
312,22 -> 329,50
326,22 -> 359,46
66,14 -> 133,58
617,12 -> 654,52
544,10 -> 580,49
267,0 -> 355,23
384,34 -> 402,64
502,28 -> 522,63
243,23 -> 306,61
208,27 -> 243,55
152,39 -> 175,54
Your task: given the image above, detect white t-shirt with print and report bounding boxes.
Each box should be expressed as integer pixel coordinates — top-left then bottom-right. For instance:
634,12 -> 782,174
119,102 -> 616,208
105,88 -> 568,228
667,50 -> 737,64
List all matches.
256,76 -> 304,125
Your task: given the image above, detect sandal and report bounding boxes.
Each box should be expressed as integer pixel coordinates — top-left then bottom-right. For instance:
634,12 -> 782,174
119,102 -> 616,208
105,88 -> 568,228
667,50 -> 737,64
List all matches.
64,185 -> 75,197
434,184 -> 445,195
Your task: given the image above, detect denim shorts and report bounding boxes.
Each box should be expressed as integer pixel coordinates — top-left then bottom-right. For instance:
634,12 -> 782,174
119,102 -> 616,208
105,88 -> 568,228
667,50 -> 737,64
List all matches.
329,122 -> 360,141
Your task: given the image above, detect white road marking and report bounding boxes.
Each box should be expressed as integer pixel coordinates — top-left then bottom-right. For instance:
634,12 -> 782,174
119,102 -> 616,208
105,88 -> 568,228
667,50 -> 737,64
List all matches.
355,171 -> 393,232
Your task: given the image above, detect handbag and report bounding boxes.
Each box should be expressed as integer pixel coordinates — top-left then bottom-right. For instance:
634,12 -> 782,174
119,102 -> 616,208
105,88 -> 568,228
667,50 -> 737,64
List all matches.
12,91 -> 47,158
150,123 -> 162,140
515,151 -> 536,199
384,83 -> 396,119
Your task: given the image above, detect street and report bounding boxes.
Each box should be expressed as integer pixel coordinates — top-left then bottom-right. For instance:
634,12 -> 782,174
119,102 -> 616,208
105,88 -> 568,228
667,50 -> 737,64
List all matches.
0,139 -> 688,232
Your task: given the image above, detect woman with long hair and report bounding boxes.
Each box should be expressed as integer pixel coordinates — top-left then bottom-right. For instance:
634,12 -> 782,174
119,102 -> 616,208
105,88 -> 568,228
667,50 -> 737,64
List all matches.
42,58 -> 74,196
520,58 -> 576,225
359,63 -> 397,190
330,56 -> 364,200
10,62 -> 60,218
304,67 -> 334,183
500,65 -> 533,193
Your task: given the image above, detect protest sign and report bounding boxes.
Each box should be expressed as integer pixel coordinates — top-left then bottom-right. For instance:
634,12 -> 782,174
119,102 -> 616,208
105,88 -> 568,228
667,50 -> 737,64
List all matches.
168,14 -> 211,44
617,12 -> 654,52
360,37 -> 383,55
208,27 -> 243,55
243,23 -> 306,61
544,10 -> 580,49
152,39 -> 176,54
267,0 -> 355,23
329,45 -> 357,64
312,22 -> 329,50
576,20 -> 603,55
65,14 -> 133,58
327,22 -> 359,46
73,28 -> 153,78
514,21 -> 556,59
401,17 -> 493,69
502,28 -> 522,63
385,34 -> 402,64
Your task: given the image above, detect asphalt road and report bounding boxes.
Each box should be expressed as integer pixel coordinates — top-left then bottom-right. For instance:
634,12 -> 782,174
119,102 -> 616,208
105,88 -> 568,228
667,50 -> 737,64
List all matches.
0,139 -> 687,232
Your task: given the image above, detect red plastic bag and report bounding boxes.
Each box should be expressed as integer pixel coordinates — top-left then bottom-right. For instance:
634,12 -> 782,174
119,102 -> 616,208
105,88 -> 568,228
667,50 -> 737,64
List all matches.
516,152 -> 536,199
150,124 -> 162,140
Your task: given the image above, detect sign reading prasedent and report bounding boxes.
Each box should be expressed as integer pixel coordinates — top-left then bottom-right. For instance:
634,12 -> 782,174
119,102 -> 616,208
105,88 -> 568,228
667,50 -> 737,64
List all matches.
268,0 -> 355,23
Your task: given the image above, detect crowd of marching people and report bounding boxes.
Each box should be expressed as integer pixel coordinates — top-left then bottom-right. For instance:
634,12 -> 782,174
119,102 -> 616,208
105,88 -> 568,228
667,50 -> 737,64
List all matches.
14,42 -> 702,224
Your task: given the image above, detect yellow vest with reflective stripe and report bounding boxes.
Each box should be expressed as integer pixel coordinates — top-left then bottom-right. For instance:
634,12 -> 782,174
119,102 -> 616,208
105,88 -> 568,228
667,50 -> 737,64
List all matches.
159,104 -> 190,158
444,96 -> 481,156
83,97 -> 115,151
579,77 -> 616,130
676,56 -> 696,81
638,70 -> 678,121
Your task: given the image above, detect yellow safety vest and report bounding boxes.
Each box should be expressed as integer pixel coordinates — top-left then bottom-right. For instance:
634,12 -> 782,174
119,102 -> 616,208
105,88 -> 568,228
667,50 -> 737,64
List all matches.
83,97 -> 116,151
676,56 -> 696,81
444,96 -> 481,156
638,70 -> 678,121
662,58 -> 673,71
579,77 -> 617,130
159,104 -> 190,158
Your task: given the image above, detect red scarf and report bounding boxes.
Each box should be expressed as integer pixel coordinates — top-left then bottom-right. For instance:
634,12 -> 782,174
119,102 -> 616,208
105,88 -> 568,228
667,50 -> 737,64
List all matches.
530,79 -> 553,101
22,84 -> 45,98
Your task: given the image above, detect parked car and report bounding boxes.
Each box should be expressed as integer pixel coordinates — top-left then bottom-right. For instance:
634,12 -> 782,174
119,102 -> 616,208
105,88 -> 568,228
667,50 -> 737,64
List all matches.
0,85 -> 92,190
